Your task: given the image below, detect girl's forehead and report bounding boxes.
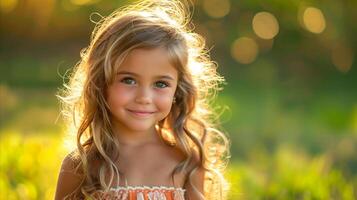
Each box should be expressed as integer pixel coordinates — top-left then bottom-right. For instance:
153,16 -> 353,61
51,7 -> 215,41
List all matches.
117,48 -> 178,79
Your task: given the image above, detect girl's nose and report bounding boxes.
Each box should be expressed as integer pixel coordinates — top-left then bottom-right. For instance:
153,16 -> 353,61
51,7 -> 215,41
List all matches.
135,87 -> 152,104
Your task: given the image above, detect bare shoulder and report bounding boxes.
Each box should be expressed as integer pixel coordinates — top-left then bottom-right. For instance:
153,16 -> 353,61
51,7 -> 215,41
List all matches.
186,163 -> 205,200
54,153 -> 84,200
165,145 -> 205,197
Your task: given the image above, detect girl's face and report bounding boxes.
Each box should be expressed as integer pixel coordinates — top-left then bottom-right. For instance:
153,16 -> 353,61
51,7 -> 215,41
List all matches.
106,48 -> 178,133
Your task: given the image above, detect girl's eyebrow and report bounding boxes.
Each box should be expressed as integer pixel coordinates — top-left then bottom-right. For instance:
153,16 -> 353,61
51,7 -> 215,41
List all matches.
117,71 -> 175,80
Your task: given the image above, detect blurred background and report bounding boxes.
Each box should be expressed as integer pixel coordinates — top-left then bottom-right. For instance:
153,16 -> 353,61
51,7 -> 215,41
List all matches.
1,0 -> 356,199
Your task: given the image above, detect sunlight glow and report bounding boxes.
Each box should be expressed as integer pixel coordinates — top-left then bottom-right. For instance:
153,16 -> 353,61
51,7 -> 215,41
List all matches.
252,12 -> 279,40
0,0 -> 17,13
70,0 -> 100,6
303,7 -> 326,34
231,37 -> 258,64
202,0 -> 230,18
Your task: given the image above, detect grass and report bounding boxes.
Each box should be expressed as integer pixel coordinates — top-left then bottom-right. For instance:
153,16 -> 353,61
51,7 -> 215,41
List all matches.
0,57 -> 356,199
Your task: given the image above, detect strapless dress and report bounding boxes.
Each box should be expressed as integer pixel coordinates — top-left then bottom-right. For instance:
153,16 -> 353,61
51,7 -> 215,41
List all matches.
92,185 -> 186,200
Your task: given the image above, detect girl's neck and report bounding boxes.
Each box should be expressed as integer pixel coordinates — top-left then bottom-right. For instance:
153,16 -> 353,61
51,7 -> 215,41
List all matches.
112,123 -> 162,147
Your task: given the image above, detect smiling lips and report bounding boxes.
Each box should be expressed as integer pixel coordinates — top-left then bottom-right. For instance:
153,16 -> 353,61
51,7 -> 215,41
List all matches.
127,109 -> 155,117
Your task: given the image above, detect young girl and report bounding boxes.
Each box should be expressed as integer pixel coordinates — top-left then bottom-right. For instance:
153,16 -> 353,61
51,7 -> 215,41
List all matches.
55,0 -> 230,199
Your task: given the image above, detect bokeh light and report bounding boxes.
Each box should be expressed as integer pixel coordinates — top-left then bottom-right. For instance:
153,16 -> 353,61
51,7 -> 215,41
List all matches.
231,37 -> 258,64
0,0 -> 17,13
202,0 -> 230,18
252,12 -> 279,40
331,43 -> 354,73
302,7 -> 326,34
70,0 -> 100,6
1,0 -> 357,199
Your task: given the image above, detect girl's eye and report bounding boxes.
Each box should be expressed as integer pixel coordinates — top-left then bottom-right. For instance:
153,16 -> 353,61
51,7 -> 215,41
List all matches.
121,77 -> 136,85
154,81 -> 169,88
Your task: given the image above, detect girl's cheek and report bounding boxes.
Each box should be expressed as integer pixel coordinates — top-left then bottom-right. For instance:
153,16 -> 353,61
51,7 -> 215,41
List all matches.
156,86 -> 176,105
118,86 -> 135,99
154,91 -> 174,108
108,84 -> 134,103
114,84 -> 129,94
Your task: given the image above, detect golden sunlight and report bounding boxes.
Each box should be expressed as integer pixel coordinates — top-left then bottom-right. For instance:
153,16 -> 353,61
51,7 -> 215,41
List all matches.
252,12 -> 279,40
70,0 -> 100,6
202,0 -> 230,18
302,7 -> 326,34
231,37 -> 258,64
0,0 -> 17,13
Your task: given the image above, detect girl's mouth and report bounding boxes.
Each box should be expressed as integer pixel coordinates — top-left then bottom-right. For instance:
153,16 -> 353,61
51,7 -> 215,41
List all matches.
127,109 -> 155,117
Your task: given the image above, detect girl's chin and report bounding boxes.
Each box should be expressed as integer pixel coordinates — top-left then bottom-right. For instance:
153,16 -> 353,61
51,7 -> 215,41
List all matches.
111,116 -> 162,133
123,123 -> 157,132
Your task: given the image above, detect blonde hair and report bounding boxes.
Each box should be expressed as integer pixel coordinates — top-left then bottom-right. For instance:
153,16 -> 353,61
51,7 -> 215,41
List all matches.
58,0 -> 230,199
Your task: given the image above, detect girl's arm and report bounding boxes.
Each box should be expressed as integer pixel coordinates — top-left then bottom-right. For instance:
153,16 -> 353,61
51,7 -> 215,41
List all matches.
54,154 -> 83,200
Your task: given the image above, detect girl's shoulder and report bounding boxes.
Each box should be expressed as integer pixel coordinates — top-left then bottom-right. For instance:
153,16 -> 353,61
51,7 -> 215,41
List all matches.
59,151 -> 83,173
55,153 -> 84,200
